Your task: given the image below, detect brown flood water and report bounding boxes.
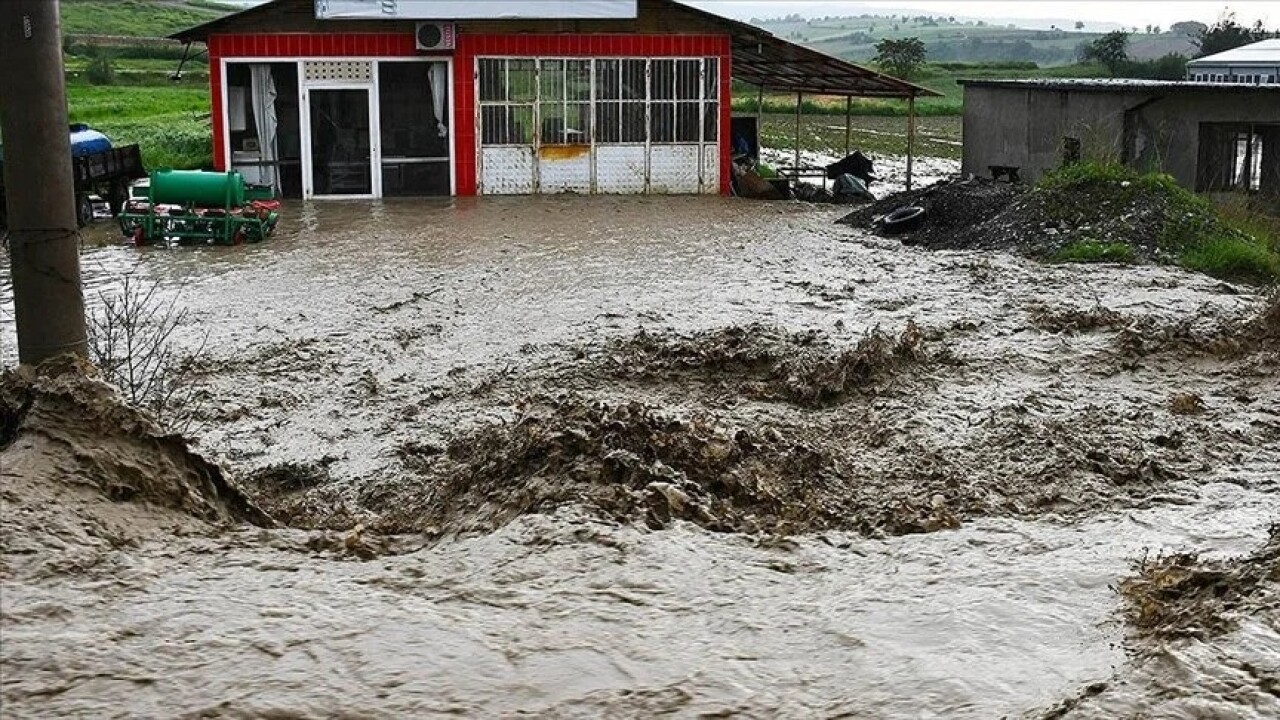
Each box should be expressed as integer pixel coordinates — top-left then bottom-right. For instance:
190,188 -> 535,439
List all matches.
2,195 -> 1277,718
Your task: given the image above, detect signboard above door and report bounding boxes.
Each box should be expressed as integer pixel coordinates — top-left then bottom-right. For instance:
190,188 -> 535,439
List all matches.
315,0 -> 638,20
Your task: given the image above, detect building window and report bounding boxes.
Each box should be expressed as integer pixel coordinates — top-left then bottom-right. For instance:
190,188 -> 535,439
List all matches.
478,56 -> 719,147
1196,122 -> 1279,195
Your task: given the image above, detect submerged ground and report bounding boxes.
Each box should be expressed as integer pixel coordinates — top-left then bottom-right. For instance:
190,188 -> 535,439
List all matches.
1,190 -> 1277,718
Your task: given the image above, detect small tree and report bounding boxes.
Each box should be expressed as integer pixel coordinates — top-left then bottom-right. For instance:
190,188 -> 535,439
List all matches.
1080,30 -> 1131,74
1197,14 -> 1277,57
85,47 -> 116,86
874,37 -> 927,79
1075,21 -> 1085,31
88,272 -> 209,431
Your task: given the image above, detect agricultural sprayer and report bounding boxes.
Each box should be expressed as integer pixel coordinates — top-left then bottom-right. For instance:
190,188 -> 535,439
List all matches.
119,169 -> 280,247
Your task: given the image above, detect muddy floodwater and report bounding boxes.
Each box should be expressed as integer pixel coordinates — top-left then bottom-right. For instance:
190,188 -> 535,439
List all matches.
2,194 -> 1277,718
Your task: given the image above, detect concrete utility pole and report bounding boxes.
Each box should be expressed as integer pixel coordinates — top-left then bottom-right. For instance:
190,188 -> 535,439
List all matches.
0,0 -> 88,364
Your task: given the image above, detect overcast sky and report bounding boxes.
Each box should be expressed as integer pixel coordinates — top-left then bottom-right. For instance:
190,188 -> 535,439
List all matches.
684,1 -> 1276,29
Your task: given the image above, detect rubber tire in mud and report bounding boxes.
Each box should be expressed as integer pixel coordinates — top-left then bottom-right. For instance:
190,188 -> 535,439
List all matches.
131,227 -> 146,247
881,205 -> 926,235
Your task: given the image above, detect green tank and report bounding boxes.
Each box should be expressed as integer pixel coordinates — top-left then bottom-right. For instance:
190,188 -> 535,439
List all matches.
149,168 -> 246,207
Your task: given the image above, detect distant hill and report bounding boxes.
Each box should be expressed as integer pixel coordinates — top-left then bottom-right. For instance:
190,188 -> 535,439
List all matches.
60,0 -> 237,38
752,14 -> 1197,66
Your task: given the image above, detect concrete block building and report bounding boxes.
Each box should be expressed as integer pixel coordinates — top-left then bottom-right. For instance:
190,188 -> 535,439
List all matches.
959,79 -> 1280,196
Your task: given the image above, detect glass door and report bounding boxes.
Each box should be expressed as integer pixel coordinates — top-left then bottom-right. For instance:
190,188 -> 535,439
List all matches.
308,88 -> 373,196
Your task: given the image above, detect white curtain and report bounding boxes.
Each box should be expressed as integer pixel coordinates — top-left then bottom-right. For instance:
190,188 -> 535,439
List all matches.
430,62 -> 448,138
249,64 -> 279,193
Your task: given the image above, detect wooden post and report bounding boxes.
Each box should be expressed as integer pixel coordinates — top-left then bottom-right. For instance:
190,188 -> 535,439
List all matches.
905,95 -> 917,192
844,96 -> 853,156
794,92 -> 802,173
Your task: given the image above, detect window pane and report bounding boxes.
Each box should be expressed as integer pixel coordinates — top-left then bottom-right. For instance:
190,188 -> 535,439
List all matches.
479,59 -> 505,102
540,101 -> 566,143
676,59 -> 700,100
622,102 -> 646,142
652,60 -> 675,100
566,102 -> 591,142
651,101 -> 674,142
622,60 -> 646,100
676,102 -> 700,142
483,105 -> 533,145
704,101 -> 718,141
704,58 -> 719,98
481,105 -> 508,144
567,60 -> 591,101
509,59 -> 536,102
597,59 -> 621,100
597,102 -> 621,142
540,59 -> 565,102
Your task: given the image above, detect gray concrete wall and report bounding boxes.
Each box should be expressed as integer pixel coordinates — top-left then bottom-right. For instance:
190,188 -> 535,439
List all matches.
962,85 -> 1280,192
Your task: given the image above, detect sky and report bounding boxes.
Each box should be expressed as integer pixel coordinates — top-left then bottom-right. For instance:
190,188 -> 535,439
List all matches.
683,1 -> 1277,29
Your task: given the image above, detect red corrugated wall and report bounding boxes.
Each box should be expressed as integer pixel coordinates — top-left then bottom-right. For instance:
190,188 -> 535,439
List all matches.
208,32 -> 732,196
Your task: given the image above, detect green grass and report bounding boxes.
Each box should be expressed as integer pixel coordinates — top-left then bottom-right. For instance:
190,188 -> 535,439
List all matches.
1053,242 -> 1137,263
757,113 -> 962,160
1181,237 -> 1280,285
60,0 -> 232,37
67,85 -> 212,170
1036,163 -> 1280,284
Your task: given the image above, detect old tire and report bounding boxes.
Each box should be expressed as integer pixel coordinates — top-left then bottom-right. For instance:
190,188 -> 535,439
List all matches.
881,205 -> 925,235
76,194 -> 94,228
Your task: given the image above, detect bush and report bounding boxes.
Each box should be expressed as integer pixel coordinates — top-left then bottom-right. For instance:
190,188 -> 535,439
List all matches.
85,49 -> 116,86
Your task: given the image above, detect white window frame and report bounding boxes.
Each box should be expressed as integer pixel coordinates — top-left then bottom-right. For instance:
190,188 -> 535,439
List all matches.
220,56 -> 456,200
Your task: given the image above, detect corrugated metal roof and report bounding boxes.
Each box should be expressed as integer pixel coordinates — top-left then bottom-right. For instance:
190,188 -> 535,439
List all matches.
958,78 -> 1280,91
1188,38 -> 1280,67
171,0 -> 939,99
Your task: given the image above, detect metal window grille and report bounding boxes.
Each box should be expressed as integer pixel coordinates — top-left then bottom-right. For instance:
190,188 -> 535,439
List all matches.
478,56 -> 720,147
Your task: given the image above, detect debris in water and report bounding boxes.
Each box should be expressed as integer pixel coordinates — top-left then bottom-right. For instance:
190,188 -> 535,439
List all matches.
1118,526 -> 1279,639
603,322 -> 933,407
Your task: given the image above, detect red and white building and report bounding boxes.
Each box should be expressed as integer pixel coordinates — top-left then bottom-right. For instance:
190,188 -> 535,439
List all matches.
172,0 -> 930,199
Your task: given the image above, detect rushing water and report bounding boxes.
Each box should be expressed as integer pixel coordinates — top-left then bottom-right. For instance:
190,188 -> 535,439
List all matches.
2,194 -> 1276,718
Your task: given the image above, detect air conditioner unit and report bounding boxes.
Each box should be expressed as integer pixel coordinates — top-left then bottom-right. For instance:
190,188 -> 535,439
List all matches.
415,22 -> 456,51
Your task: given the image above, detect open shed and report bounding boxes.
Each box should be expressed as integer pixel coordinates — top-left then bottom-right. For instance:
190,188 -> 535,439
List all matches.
171,0 -> 937,199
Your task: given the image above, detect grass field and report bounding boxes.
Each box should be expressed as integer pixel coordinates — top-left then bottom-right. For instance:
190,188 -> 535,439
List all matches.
755,14 -> 1197,66
60,0 -> 231,37
758,114 -> 962,161
67,85 -> 213,170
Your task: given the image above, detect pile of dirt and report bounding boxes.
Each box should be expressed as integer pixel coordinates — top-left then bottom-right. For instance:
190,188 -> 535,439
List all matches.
601,322 -> 932,407
837,177 -> 1026,249
838,169 -> 1242,264
1118,526 -> 1279,639
1,357 -> 269,569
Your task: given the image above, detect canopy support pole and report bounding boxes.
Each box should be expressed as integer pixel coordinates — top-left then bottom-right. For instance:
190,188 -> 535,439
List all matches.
905,94 -> 917,192
844,96 -> 852,156
794,92 -> 802,173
